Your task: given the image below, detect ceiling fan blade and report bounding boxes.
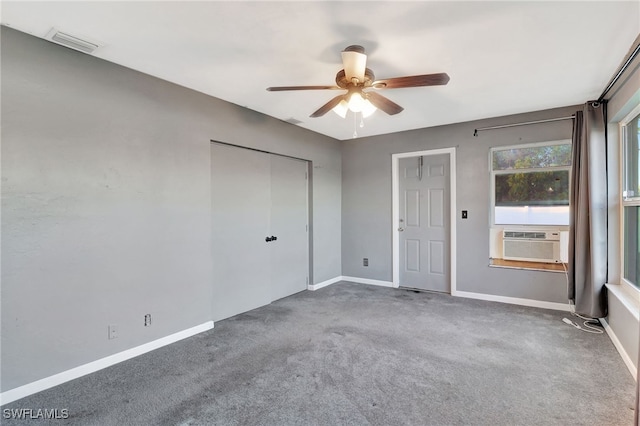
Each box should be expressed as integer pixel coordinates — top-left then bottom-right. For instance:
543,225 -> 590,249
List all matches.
366,91 -> 404,115
372,73 -> 450,89
310,95 -> 346,118
267,85 -> 341,91
341,45 -> 367,83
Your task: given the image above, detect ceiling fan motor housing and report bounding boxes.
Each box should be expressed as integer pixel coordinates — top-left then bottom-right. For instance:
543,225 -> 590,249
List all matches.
343,45 -> 365,54
335,68 -> 375,88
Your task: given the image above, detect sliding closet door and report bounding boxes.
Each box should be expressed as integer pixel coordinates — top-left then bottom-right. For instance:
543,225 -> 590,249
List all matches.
211,143 -> 310,321
211,144 -> 271,321
270,155 -> 309,301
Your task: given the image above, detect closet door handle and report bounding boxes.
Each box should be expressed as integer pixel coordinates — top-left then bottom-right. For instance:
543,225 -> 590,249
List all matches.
265,236 -> 272,242
271,236 -> 278,241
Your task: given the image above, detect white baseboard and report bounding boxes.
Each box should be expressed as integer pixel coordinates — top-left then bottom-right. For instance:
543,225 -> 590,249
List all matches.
453,290 -> 570,312
312,278 -> 567,310
0,321 -> 214,406
601,318 -> 637,379
309,276 -> 394,291
341,276 -> 394,288
308,276 -> 342,291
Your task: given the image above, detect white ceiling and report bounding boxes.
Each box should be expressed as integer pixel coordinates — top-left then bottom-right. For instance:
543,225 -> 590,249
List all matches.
2,1 -> 639,140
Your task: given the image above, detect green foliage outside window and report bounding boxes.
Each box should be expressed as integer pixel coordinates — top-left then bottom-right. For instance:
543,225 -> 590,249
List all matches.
495,171 -> 569,206
493,144 -> 572,170
493,144 -> 572,207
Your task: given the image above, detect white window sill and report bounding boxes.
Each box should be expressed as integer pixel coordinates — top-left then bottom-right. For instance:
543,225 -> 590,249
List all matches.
489,258 -> 566,273
606,282 -> 640,322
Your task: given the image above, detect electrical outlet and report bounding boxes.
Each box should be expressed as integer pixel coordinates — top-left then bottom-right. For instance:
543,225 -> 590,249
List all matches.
363,258 -> 369,267
144,314 -> 151,327
108,325 -> 118,340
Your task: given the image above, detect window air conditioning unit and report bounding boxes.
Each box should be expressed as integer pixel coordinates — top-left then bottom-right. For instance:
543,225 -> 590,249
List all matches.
502,230 -> 562,263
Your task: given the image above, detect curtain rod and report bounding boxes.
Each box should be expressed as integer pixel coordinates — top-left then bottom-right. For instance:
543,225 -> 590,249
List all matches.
598,41 -> 640,102
473,115 -> 575,137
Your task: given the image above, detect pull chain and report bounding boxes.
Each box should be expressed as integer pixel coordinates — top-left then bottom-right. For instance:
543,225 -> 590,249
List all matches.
353,111 -> 358,138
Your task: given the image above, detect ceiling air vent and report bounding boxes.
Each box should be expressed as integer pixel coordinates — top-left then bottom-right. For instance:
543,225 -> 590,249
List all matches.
45,28 -> 102,54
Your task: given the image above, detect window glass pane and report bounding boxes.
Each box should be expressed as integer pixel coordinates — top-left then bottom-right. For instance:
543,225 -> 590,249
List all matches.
492,144 -> 572,170
623,206 -> 639,288
495,205 -> 569,226
495,170 -> 569,206
623,113 -> 639,200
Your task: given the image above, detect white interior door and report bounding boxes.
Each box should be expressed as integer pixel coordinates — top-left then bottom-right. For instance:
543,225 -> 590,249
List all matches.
398,154 -> 450,292
211,143 -> 272,321
270,155 -> 309,301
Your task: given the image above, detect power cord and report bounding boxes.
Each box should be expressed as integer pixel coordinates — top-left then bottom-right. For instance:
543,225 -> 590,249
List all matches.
561,262 -> 604,334
562,311 -> 604,334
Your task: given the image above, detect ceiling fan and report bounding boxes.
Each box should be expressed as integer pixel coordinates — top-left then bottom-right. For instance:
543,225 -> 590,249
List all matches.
267,45 -> 450,118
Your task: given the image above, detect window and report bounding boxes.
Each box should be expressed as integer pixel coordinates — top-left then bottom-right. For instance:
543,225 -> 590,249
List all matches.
621,107 -> 640,289
491,141 -> 572,226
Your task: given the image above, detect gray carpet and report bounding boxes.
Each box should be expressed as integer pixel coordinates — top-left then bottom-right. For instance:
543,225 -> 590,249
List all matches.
2,282 -> 636,425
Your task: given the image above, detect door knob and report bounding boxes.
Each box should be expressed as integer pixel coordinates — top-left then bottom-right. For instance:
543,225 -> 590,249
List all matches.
265,236 -> 272,242
271,236 -> 278,241
398,228 -> 404,232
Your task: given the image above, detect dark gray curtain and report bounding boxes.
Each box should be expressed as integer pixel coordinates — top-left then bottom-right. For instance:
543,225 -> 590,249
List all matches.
567,101 -> 608,318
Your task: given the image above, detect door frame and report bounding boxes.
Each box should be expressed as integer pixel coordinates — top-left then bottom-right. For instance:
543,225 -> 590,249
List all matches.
391,147 -> 457,294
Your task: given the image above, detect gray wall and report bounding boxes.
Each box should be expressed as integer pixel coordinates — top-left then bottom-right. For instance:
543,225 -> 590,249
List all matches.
342,105 -> 577,303
1,27 -> 341,392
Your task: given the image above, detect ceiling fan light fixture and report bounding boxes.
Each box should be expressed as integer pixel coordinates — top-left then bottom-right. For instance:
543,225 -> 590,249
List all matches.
332,99 -> 349,118
333,93 -> 377,118
361,99 -> 377,118
347,91 -> 366,112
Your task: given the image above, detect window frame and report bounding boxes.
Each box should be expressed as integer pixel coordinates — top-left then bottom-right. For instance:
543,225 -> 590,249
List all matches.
489,140 -> 572,227
619,103 -> 640,294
